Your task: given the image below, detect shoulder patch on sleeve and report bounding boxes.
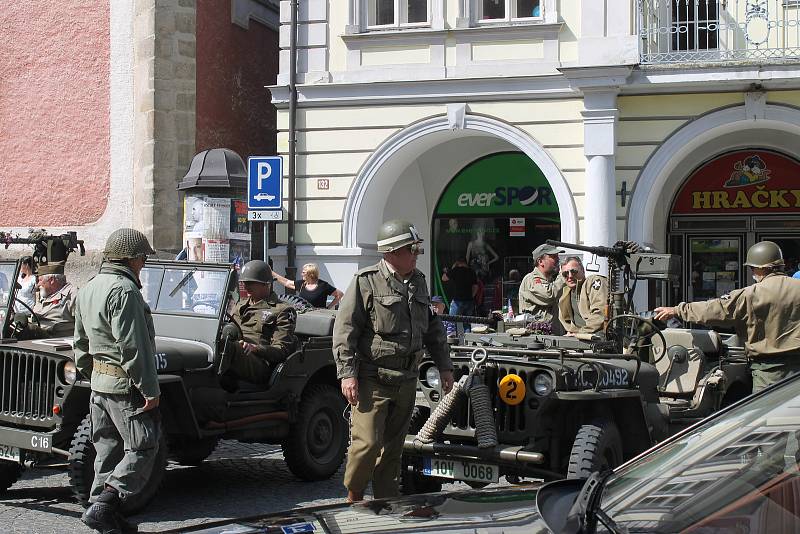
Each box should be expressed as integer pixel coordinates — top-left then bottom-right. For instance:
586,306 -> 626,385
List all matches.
534,278 -> 542,285
591,279 -> 602,290
720,293 -> 732,300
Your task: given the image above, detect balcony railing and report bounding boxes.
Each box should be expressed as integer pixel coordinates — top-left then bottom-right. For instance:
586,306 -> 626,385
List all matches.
638,0 -> 800,64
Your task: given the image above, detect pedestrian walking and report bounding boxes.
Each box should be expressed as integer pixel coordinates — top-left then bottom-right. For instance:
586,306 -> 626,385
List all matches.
74,228 -> 159,534
654,241 -> 800,392
333,219 -> 454,502
441,257 -> 477,335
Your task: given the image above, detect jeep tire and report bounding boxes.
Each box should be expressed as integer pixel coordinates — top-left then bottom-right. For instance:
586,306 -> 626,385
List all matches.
171,436 -> 219,466
282,383 -> 348,480
67,413 -> 168,515
400,405 -> 443,495
0,460 -> 22,492
567,419 -> 623,479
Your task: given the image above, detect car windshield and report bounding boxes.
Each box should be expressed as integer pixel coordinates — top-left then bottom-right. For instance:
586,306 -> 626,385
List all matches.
600,376 -> 800,533
140,264 -> 230,317
0,262 -> 16,325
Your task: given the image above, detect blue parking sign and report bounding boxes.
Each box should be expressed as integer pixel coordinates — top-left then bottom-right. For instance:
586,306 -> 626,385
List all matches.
248,156 -> 282,210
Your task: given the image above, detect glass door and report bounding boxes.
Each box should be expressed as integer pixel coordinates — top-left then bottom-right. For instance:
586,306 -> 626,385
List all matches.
687,237 -> 743,301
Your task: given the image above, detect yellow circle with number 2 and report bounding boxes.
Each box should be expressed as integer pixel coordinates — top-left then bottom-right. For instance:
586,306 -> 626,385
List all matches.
498,374 -> 526,406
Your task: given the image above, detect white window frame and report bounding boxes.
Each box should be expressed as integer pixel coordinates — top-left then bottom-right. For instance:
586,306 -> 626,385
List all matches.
476,0 -> 543,24
365,0 -> 431,30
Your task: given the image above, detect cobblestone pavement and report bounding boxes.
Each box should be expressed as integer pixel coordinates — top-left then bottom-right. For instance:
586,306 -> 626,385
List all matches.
0,441 -> 485,533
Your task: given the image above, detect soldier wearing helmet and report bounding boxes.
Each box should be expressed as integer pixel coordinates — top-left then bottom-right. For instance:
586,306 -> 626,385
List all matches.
223,260 -> 298,384
333,219 -> 454,503
655,241 -> 800,392
74,228 -> 159,533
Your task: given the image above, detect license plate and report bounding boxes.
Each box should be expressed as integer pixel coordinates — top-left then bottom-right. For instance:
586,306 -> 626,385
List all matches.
0,443 -> 20,463
422,458 -> 498,484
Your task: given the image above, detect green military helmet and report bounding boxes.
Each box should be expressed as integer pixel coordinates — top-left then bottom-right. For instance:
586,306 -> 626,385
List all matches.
744,240 -> 784,268
239,260 -> 273,284
376,219 -> 423,253
103,228 -> 155,260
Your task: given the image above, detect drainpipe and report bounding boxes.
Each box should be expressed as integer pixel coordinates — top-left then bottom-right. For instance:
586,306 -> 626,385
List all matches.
286,0 -> 298,283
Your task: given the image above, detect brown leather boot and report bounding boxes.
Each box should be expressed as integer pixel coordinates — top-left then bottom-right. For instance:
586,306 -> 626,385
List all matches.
347,489 -> 364,503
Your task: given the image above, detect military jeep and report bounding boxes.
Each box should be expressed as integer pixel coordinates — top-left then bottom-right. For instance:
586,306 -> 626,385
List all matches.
402,242 -> 751,493
0,259 -> 347,513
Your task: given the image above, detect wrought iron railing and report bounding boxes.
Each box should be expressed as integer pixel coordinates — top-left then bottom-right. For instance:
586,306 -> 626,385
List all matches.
638,0 -> 800,63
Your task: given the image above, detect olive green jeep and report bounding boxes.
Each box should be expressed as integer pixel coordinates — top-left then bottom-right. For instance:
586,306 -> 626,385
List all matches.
0,259 -> 347,513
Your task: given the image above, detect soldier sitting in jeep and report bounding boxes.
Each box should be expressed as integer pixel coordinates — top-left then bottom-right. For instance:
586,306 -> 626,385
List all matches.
11,260 -> 78,340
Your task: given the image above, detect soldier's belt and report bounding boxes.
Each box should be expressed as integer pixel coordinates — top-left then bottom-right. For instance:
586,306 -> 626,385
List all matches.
93,359 -> 127,379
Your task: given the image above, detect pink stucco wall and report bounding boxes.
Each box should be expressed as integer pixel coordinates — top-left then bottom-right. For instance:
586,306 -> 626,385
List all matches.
0,2 -> 110,226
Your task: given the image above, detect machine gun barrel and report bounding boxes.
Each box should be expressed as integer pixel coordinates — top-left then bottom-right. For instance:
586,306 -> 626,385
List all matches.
546,240 -> 626,258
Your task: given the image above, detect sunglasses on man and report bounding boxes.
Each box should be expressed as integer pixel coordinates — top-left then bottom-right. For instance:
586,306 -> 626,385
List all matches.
560,268 -> 580,278
400,243 -> 424,255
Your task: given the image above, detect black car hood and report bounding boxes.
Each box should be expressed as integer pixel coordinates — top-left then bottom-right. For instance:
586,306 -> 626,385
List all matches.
174,486 -> 551,534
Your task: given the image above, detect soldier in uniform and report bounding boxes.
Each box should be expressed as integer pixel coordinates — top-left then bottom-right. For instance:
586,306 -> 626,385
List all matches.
74,228 -> 159,534
655,241 -> 800,392
518,243 -> 566,333
12,261 -> 78,339
557,256 -> 608,335
333,219 -> 454,502
222,260 -> 298,384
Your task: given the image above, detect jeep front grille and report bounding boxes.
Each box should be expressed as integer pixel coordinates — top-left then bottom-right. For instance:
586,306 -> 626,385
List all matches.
0,350 -> 58,422
450,364 -> 528,437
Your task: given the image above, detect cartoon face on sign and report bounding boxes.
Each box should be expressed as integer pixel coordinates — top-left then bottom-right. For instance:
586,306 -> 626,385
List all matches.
725,155 -> 771,188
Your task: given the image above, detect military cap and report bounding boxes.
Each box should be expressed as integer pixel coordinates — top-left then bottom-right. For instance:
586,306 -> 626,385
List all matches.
531,243 -> 564,261
36,261 -> 66,275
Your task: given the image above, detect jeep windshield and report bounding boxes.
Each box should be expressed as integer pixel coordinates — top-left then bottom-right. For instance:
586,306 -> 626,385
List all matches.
140,263 -> 232,317
596,374 -> 800,533
0,262 -> 17,327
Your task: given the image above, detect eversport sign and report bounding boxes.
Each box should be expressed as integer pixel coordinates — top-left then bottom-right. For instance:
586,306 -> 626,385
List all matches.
248,156 -> 283,221
435,152 -> 558,215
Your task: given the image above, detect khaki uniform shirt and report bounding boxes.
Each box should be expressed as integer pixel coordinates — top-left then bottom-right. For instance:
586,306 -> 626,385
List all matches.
29,282 -> 78,338
74,263 -> 159,399
518,267 -> 565,326
675,272 -> 800,360
558,275 -> 608,334
231,292 -> 298,363
333,260 -> 452,380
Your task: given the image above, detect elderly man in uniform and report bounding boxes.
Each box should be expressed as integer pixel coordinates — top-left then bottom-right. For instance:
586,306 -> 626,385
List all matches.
557,256 -> 608,335
12,261 -> 78,339
221,260 -> 297,384
518,243 -> 566,333
655,241 -> 800,393
334,219 -> 454,503
75,228 -> 159,534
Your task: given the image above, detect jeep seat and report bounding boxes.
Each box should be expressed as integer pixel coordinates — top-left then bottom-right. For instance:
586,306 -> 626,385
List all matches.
295,309 -> 336,338
652,329 -> 721,396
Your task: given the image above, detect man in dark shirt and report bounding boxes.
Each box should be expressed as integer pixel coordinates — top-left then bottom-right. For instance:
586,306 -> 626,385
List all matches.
442,258 -> 478,334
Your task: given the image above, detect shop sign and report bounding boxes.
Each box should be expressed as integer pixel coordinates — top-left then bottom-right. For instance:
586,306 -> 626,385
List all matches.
673,150 -> 800,215
436,152 -> 558,215
509,217 -> 525,236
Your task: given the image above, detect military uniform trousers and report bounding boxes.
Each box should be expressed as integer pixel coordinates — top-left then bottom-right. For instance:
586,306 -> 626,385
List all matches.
750,356 -> 800,393
344,375 -> 416,498
89,390 -> 162,502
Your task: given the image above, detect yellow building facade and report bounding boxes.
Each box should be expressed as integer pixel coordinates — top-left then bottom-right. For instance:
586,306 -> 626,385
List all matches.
272,0 -> 800,308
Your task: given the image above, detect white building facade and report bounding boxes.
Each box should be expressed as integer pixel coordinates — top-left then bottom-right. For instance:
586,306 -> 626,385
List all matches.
271,0 -> 800,309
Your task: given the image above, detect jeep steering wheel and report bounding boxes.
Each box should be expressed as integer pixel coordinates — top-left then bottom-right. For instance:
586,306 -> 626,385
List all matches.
605,314 -> 668,363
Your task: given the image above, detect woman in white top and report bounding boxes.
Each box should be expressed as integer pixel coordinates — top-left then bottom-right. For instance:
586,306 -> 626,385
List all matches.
15,256 -> 37,315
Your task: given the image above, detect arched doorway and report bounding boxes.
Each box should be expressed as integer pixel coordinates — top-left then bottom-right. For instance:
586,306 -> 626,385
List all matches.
667,149 -> 800,305
431,152 -> 561,313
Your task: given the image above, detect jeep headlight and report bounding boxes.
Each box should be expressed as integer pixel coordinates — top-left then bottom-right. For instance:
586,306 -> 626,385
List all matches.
532,372 -> 553,396
425,366 -> 441,389
63,361 -> 77,385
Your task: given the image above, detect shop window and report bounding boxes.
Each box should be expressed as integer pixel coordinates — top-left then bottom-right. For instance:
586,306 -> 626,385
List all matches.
671,0 -> 719,51
367,0 -> 429,28
478,0 -> 541,21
